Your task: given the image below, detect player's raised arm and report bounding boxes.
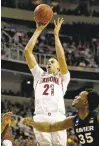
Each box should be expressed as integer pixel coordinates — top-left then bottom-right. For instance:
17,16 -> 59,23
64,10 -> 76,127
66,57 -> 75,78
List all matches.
23,116 -> 74,132
54,18 -> 68,74
24,22 -> 48,69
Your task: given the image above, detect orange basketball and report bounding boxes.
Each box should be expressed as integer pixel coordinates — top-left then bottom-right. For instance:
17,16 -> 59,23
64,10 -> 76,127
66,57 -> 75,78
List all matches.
34,4 -> 53,25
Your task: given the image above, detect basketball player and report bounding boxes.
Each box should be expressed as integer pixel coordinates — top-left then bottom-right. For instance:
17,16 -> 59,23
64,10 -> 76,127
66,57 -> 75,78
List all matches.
1,112 -> 12,146
23,90 -> 99,146
24,18 -> 70,146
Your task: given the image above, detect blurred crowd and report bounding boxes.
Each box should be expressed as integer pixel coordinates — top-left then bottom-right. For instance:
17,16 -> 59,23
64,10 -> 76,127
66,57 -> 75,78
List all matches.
1,100 -> 34,117
1,99 -> 37,145
1,0 -> 99,17
1,21 -> 99,68
1,99 -> 80,146
1,89 -> 21,97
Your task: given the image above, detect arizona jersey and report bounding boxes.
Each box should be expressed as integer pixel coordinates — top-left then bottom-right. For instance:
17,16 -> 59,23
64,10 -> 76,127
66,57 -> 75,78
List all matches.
73,111 -> 99,146
30,65 -> 70,115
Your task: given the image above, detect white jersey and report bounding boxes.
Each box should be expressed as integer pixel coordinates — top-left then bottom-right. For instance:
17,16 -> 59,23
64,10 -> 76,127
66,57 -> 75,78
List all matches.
30,65 -> 70,115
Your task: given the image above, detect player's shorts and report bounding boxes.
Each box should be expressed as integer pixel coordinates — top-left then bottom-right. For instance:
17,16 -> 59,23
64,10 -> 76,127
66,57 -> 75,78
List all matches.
33,113 -> 67,146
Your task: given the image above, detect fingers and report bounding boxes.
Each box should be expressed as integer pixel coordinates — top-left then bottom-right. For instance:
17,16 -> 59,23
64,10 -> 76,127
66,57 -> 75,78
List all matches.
54,20 -> 56,27
54,18 -> 64,26
34,16 -> 49,30
4,112 -> 12,116
7,119 -> 11,126
2,112 -> 12,120
45,21 -> 49,27
60,18 -> 64,23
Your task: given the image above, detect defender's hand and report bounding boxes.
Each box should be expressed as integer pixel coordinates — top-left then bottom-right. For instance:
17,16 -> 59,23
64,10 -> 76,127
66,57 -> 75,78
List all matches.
2,112 -> 12,127
2,112 -> 12,121
54,18 -> 64,36
23,117 -> 33,126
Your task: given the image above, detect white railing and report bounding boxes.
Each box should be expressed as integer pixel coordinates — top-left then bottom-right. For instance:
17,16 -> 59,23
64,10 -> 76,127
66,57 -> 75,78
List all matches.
1,42 -> 55,65
2,30 -> 12,42
1,41 -> 99,74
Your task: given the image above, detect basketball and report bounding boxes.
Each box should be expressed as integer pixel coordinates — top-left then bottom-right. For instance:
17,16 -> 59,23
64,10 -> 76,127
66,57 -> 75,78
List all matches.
34,4 -> 53,25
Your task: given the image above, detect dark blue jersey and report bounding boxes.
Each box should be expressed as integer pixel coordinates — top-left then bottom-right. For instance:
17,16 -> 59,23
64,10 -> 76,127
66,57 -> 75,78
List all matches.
73,111 -> 99,146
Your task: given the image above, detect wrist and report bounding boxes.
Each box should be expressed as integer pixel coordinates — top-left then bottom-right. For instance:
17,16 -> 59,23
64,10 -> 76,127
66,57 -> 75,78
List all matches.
35,29 -> 42,34
54,33 -> 59,37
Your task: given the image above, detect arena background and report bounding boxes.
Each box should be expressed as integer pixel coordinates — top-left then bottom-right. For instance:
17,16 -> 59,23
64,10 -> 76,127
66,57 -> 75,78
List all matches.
1,0 -> 99,145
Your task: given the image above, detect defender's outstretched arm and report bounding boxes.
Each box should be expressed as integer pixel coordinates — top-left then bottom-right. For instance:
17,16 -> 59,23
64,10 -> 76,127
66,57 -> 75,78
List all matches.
23,116 -> 74,132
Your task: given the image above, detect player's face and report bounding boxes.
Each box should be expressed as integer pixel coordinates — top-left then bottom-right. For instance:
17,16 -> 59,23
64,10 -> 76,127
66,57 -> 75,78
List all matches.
46,58 -> 60,74
72,91 -> 88,109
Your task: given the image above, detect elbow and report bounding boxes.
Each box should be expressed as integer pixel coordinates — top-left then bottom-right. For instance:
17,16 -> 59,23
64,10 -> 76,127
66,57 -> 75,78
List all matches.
24,49 -> 28,58
24,48 -> 28,55
24,48 -> 31,57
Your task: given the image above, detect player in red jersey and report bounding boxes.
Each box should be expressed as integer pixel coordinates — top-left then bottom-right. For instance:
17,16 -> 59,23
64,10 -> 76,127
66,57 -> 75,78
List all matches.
24,18 -> 70,146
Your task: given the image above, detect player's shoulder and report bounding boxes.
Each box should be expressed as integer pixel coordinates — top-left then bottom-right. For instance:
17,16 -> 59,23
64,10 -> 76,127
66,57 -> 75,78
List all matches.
59,71 -> 70,82
41,71 -> 48,76
91,111 -> 99,125
59,71 -> 70,77
92,110 -> 99,120
30,65 -> 45,76
90,110 -> 99,117
88,111 -> 99,124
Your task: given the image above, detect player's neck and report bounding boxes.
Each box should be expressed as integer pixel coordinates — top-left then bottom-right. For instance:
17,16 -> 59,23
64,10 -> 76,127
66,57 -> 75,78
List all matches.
48,71 -> 59,75
78,109 -> 88,120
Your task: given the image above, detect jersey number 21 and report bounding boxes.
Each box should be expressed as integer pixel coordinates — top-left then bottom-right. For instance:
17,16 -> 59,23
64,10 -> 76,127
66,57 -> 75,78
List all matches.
43,84 -> 54,96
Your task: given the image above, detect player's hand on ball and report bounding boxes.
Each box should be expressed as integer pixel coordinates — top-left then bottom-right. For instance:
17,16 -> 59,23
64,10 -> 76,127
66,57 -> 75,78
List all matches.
35,19 -> 49,32
54,18 -> 64,36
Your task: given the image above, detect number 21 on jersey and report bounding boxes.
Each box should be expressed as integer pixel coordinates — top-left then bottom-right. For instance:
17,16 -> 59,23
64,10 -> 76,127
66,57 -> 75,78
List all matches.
43,84 -> 54,96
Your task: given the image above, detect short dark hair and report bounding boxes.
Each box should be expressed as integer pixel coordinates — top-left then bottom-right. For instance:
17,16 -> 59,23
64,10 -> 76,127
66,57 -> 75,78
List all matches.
87,91 -> 99,111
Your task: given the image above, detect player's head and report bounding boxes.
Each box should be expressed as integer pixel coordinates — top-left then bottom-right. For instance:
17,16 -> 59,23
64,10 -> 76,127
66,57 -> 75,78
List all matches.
46,58 -> 60,74
72,91 -> 88,110
87,91 -> 99,111
72,90 -> 99,111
